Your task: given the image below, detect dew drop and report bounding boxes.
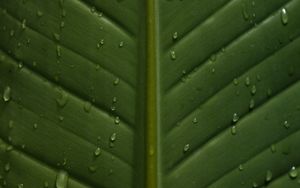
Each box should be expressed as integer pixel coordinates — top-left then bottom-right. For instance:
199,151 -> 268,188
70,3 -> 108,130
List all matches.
183,144 -> 190,153
110,133 -> 117,142
119,41 -> 124,48
88,165 -> 97,173
94,147 -> 101,157
281,8 -> 288,25
21,19 -> 26,30
245,76 -> 251,86
289,166 -> 298,179
37,10 -> 43,17
283,120 -> 290,129
114,116 -> 120,124
232,113 -> 239,123
242,4 -> 249,21
56,89 -> 68,107
233,78 -> 239,85
170,50 -> 176,60
3,86 -> 11,102
113,78 -> 120,86
192,117 -> 198,124
251,85 -> 256,95
83,101 -> 92,113
44,181 -> 49,188
33,123 -> 38,130
53,33 -> 60,41
56,170 -> 68,188
252,182 -> 258,188
265,170 -> 272,182
172,32 -> 178,40
56,45 -> 61,58
238,164 -> 244,171
10,30 -> 15,37
18,184 -> 24,188
231,126 -> 237,135
270,144 -> 276,153
249,99 -> 255,110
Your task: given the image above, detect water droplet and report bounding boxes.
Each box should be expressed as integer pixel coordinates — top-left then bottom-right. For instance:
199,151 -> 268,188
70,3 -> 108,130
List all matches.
83,101 -> 92,112
249,99 -> 255,110
183,144 -> 190,153
113,78 -> 120,86
268,145 -> 276,154
4,163 -> 10,172
252,182 -> 258,188
61,9 -> 67,17
56,170 -> 68,188
284,120 -> 290,129
56,89 -> 68,107
59,116 -> 64,122
233,78 -> 239,85
33,123 -> 38,130
238,164 -> 244,171
119,41 -> 124,48
210,54 -> 217,62
21,19 -> 26,30
172,32 -> 178,40
245,76 -> 251,86
5,145 -> 13,152
37,10 -> 43,17
88,165 -> 97,173
289,166 -> 298,179
110,133 -> 117,142
281,8 -> 288,25
3,86 -> 11,102
242,4 -> 250,21
53,33 -> 60,41
56,45 -> 61,58
170,50 -> 176,60
18,184 -> 24,188
232,113 -> 239,123
265,170 -> 272,182
90,6 -> 96,13
10,30 -> 15,37
44,181 -> 49,188
60,21 -> 65,29
94,147 -> 101,157
251,85 -> 256,95
231,126 -> 237,135
114,116 -> 120,124
267,88 -> 272,97
192,117 -> 198,124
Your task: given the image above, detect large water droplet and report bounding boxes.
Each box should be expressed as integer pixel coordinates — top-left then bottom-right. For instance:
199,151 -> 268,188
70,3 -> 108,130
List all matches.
119,41 -> 124,48
281,8 -> 288,25
114,116 -> 120,124
56,170 -> 68,188
3,86 -> 11,102
289,166 -> 298,179
113,77 -> 120,86
192,117 -> 198,124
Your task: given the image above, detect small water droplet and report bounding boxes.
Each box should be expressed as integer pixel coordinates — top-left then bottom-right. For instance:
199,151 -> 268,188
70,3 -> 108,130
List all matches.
44,181 -> 49,188
270,144 -> 276,153
53,33 -> 60,41
3,86 -> 11,102
267,88 -> 272,97
114,116 -> 120,124
245,76 -> 251,86
18,184 -> 24,188
249,99 -> 255,110
94,147 -> 101,157
56,89 -> 68,107
265,170 -> 272,182
21,19 -> 26,30
183,144 -> 190,153
233,78 -> 239,85
5,145 -> 13,152
110,133 -> 117,142
113,77 -> 120,86
289,166 -> 298,179
238,164 -> 244,171
172,32 -> 178,40
252,182 -> 258,188
232,113 -> 239,123
56,45 -> 61,58
56,170 -> 68,188
231,126 -> 237,135
192,117 -> 198,124
112,96 -> 117,103
60,21 -> 65,29
37,10 -> 43,17
281,8 -> 288,25
119,41 -> 124,48
33,123 -> 38,130
242,4 -> 249,21
90,6 -> 96,13
170,50 -> 176,60
8,120 -> 14,129
10,30 -> 15,37
88,165 -> 97,173
284,120 -> 290,129
83,101 -> 92,112
251,85 -> 256,95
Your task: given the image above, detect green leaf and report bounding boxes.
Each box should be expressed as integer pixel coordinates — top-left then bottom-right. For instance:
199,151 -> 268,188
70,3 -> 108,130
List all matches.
0,0 -> 300,188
